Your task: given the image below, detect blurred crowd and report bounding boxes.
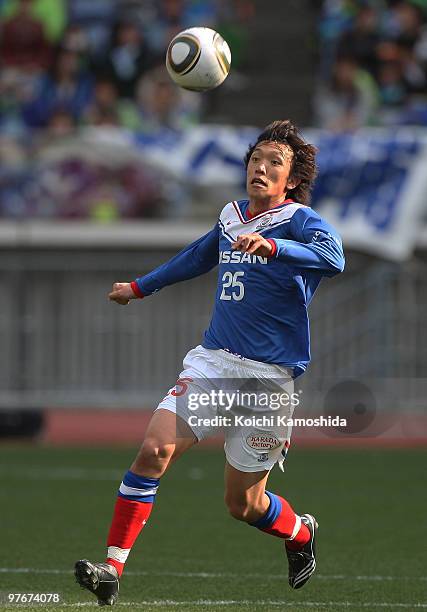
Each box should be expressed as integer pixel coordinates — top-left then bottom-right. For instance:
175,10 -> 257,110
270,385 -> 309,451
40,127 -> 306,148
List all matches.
0,0 -> 253,136
316,0 -> 427,130
0,0 -> 252,219
3,0 -> 427,220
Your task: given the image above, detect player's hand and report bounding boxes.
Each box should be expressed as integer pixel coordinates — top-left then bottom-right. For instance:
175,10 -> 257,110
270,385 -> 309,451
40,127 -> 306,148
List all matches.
108,282 -> 136,305
232,233 -> 273,257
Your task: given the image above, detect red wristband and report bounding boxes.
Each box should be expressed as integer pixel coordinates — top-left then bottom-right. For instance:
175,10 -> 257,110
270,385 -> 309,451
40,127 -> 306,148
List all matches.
266,239 -> 277,258
130,281 -> 144,298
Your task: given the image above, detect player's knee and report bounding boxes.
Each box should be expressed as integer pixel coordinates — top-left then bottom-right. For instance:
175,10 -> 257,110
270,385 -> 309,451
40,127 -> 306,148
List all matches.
134,438 -> 174,475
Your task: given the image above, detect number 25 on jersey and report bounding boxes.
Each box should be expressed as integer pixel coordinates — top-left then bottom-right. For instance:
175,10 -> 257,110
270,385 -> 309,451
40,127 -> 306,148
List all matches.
220,271 -> 245,301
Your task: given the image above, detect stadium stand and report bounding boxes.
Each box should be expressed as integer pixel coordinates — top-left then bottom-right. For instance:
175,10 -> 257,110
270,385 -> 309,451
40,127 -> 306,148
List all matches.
316,0 -> 427,129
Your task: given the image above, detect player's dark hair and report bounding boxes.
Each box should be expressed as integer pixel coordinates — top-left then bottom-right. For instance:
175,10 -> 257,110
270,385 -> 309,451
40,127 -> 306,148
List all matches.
244,120 -> 318,206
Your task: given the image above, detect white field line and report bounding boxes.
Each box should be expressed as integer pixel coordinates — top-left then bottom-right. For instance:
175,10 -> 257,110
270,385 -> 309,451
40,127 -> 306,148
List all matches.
13,600 -> 427,609
0,568 -> 426,582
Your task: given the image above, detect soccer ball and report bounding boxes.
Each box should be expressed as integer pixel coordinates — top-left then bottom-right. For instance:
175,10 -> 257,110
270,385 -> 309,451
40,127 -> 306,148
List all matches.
166,27 -> 231,92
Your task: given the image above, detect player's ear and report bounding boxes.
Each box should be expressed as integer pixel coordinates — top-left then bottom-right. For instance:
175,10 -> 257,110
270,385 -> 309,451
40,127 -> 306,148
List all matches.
286,176 -> 301,190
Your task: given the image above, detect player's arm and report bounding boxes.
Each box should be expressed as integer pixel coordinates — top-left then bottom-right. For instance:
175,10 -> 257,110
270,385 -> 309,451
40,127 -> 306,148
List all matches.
231,210 -> 344,276
268,208 -> 345,276
109,223 -> 219,305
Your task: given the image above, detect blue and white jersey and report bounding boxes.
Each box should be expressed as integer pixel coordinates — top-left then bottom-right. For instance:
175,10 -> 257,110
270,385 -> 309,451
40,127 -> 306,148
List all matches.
134,199 -> 345,377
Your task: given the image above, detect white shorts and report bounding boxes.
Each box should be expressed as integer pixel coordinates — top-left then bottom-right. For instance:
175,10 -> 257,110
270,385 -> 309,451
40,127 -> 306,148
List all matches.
156,345 -> 295,473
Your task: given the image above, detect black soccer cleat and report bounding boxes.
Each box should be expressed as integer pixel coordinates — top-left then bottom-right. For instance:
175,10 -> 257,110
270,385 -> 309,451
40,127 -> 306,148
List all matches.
285,513 -> 318,589
74,559 -> 119,606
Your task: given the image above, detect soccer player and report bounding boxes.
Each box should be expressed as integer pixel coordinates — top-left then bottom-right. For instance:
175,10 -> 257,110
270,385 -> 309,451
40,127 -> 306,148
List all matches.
75,120 -> 345,605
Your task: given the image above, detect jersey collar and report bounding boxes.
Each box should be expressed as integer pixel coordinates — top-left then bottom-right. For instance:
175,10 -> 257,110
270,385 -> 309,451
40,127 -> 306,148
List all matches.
245,199 -> 294,221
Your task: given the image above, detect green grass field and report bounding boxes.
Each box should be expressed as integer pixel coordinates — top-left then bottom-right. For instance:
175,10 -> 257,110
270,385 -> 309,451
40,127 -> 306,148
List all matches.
1,444 -> 426,611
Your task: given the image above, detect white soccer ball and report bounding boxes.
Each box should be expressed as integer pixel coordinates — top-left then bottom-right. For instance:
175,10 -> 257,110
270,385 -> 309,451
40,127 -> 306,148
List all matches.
166,27 -> 231,92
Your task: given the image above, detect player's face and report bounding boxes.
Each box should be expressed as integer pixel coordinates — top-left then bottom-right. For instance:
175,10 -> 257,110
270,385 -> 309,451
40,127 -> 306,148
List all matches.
246,141 -> 296,204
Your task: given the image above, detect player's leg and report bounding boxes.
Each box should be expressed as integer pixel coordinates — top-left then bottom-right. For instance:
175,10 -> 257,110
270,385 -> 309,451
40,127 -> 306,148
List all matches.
218,350 -> 318,589
75,409 -> 197,605
76,344 -> 223,605
224,461 -> 310,541
106,409 -> 197,572
224,461 -> 317,589
101,345 -> 218,583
